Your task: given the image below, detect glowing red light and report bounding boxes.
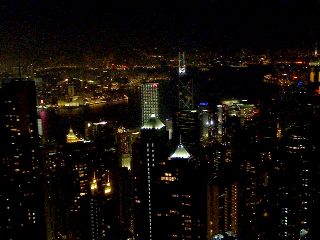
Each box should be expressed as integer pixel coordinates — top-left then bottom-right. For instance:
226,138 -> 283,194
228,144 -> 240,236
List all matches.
152,83 -> 158,88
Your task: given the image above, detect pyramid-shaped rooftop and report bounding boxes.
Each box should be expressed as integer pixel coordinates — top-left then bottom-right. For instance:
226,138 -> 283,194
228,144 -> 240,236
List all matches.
141,114 -> 165,130
170,143 -> 191,159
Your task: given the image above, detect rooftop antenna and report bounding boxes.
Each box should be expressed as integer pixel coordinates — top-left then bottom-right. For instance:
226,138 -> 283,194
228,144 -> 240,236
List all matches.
178,52 -> 186,76
315,42 -> 318,57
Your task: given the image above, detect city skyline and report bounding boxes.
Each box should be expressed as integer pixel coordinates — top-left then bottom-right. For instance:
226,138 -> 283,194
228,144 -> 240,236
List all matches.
0,1 -> 320,240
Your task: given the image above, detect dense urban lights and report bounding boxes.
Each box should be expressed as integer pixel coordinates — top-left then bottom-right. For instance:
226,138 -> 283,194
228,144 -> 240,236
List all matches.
0,1 -> 320,240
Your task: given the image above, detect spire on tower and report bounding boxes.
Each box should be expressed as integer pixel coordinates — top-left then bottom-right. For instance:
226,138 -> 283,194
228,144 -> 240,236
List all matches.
178,52 -> 186,76
90,172 -> 98,194
104,172 -> 112,195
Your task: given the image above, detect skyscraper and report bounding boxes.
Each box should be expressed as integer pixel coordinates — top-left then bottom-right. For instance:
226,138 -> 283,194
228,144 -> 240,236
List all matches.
174,52 -> 200,156
155,142 -> 194,239
0,78 -> 46,240
141,82 -> 159,127
177,52 -> 193,110
132,114 -> 166,240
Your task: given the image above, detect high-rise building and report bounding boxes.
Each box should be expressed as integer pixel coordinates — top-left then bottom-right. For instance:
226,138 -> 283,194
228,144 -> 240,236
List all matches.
132,115 -> 167,240
173,109 -> 200,156
174,52 -> 200,157
155,142 -> 193,239
0,78 -> 46,240
141,82 -> 159,126
177,52 -> 193,110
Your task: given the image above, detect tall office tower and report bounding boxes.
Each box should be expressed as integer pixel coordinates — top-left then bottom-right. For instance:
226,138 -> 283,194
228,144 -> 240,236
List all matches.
0,78 -> 46,240
154,142 -> 193,239
175,53 -> 207,238
173,109 -> 200,156
115,126 -> 137,237
177,52 -> 193,110
132,115 -> 166,240
174,52 -> 200,157
141,82 -> 159,126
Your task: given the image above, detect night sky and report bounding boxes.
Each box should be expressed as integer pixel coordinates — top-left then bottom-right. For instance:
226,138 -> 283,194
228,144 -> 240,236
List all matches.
1,0 -> 320,62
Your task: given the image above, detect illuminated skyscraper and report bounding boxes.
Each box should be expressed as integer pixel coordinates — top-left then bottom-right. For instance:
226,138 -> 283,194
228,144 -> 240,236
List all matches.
174,109 -> 200,156
0,78 -> 46,240
141,82 -> 159,126
177,52 -> 193,110
155,142 -> 193,239
132,115 -> 166,240
174,52 -> 200,156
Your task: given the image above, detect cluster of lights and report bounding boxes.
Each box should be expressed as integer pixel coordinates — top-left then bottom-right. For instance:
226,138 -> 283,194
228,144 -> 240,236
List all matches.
161,172 -> 177,182
90,172 -> 112,195
104,174 -> 112,195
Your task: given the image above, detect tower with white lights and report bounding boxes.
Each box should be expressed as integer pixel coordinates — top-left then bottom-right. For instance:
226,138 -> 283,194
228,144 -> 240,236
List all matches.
141,82 -> 160,126
174,52 -> 200,156
177,52 -> 194,110
132,114 -> 167,240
